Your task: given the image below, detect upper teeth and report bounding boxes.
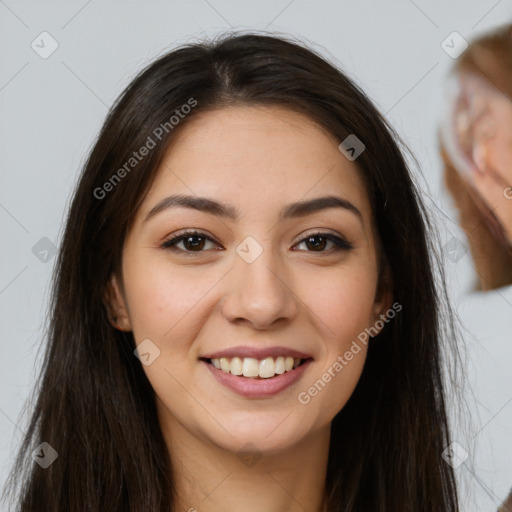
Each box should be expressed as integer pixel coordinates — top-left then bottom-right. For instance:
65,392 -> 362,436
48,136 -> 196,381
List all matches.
210,356 -> 303,378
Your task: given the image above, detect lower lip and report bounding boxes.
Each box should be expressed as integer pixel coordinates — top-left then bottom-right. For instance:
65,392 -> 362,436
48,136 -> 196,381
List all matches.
202,359 -> 313,398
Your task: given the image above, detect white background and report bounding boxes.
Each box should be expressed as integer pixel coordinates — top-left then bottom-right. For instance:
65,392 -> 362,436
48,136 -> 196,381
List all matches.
1,1 -> 511,510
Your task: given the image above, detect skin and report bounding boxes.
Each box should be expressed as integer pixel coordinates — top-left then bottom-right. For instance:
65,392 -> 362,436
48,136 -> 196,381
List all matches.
455,72 -> 512,246
107,106 -> 391,512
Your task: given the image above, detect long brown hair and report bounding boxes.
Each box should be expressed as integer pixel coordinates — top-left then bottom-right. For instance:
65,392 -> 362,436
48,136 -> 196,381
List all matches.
3,31 -> 462,511
440,23 -> 512,290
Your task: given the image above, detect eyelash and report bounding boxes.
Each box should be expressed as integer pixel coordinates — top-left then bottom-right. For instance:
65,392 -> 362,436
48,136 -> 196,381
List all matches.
160,229 -> 353,256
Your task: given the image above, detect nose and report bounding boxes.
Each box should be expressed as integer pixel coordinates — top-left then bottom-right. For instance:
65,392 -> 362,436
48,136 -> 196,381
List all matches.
221,244 -> 299,330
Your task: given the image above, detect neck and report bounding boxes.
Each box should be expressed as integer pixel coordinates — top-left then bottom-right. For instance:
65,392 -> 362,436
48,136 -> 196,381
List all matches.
160,409 -> 331,512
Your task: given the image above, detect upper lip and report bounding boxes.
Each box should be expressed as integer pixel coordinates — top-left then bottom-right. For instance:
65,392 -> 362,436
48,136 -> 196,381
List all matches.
200,345 -> 313,360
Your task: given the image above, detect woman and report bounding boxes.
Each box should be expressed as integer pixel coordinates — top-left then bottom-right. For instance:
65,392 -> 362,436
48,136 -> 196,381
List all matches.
3,32 -> 462,511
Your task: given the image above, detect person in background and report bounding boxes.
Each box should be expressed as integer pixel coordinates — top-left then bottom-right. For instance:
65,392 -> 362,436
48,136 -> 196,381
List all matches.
499,489 -> 512,512
439,23 -> 512,512
440,23 -> 512,290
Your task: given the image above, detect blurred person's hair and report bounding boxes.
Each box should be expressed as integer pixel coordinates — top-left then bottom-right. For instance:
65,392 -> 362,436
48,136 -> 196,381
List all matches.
440,23 -> 512,290
499,488 -> 512,512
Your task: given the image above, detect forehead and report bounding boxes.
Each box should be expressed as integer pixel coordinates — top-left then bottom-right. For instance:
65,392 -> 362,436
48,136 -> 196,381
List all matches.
140,106 -> 372,223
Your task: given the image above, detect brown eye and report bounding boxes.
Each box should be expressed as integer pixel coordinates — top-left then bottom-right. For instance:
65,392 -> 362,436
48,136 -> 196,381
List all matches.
294,232 -> 353,252
161,230 -> 220,255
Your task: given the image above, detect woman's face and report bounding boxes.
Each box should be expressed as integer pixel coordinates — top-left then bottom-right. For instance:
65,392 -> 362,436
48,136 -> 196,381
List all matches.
109,106 -> 390,454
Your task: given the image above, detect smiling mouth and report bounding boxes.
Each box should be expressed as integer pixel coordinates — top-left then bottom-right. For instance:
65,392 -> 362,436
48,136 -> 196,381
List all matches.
199,356 -> 311,379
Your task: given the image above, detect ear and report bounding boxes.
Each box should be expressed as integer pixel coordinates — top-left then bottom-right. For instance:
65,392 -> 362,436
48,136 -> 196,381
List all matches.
104,273 -> 132,331
371,259 -> 394,333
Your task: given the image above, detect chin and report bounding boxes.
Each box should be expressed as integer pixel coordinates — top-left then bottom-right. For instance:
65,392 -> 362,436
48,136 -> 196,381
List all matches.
197,409 -> 320,455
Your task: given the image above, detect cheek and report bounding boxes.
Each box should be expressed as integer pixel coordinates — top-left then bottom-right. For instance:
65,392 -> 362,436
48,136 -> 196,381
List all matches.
302,263 -> 378,343
488,134 -> 512,172
121,256 -> 215,410
295,265 -> 376,415
123,255 -> 214,343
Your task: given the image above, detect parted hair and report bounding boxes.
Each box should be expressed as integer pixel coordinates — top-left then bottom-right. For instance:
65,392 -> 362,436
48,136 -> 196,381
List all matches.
3,31 -> 461,511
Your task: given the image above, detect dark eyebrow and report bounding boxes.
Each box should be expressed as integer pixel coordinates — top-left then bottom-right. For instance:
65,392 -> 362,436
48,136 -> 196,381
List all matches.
144,194 -> 363,224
